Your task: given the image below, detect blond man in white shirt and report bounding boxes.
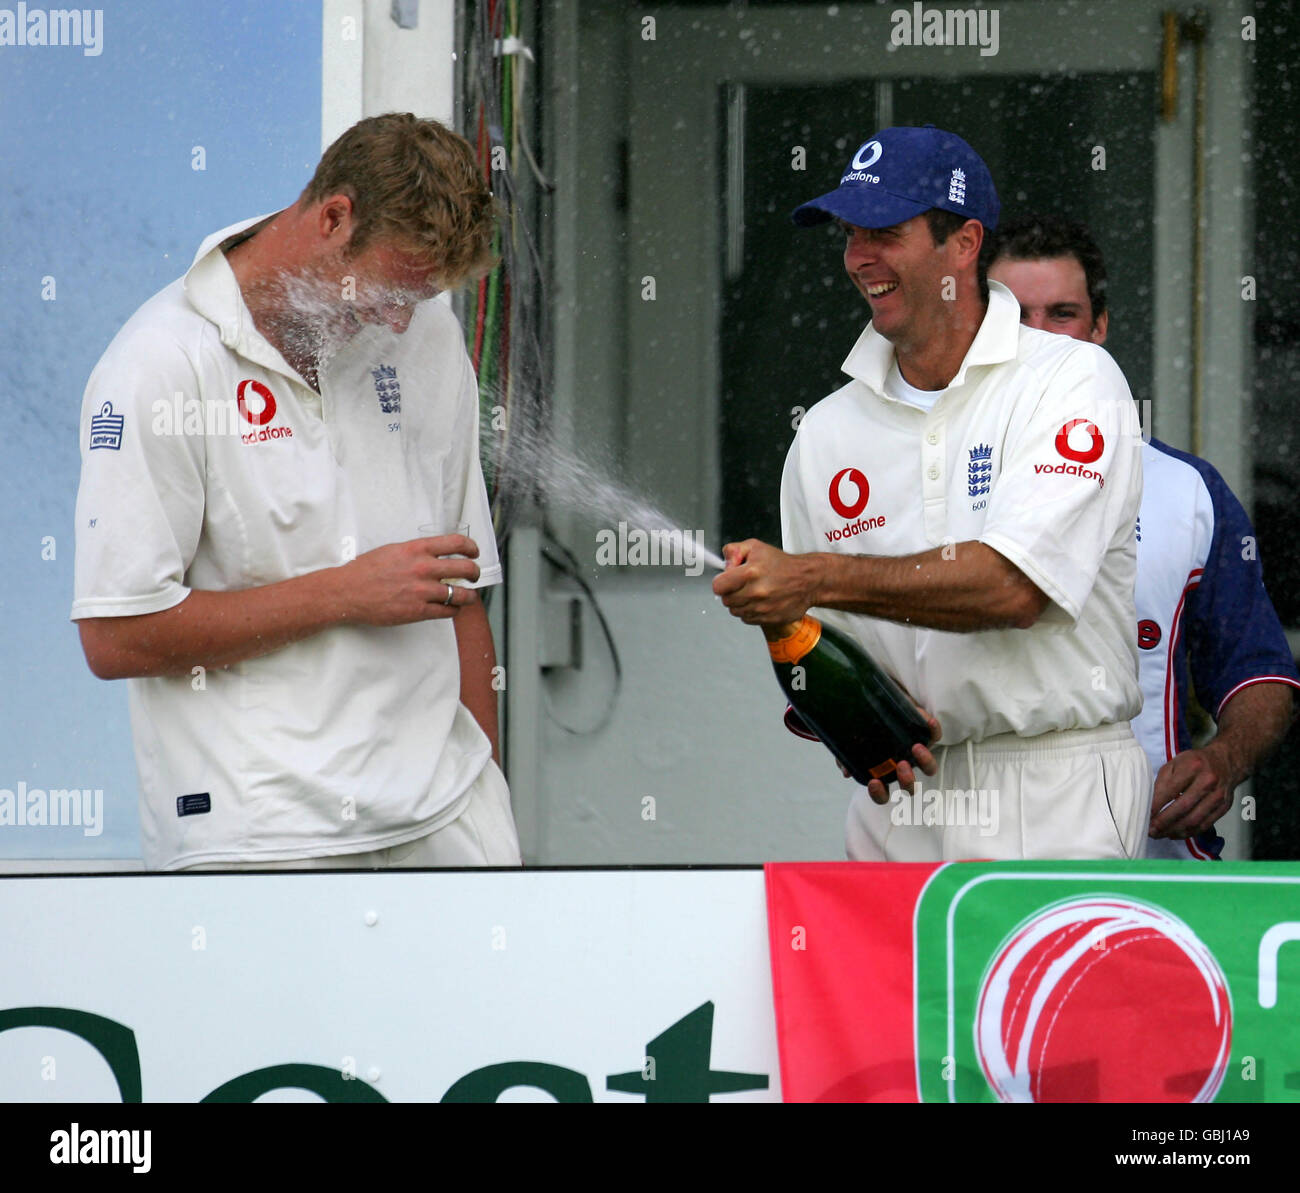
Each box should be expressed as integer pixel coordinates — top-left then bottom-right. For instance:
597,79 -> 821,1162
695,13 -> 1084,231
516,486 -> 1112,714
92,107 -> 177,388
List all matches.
73,114 -> 520,871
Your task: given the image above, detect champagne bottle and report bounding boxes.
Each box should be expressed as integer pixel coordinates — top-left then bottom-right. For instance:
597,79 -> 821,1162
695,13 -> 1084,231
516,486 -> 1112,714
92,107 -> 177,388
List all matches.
765,616 -> 932,786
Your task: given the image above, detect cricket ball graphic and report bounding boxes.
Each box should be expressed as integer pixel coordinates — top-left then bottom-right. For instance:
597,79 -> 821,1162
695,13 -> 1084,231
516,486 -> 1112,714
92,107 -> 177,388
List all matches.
974,897 -> 1232,1102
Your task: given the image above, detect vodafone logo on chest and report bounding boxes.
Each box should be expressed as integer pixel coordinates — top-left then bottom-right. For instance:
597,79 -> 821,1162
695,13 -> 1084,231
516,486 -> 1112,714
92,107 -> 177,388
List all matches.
236,380 -> 294,445
824,467 -> 886,543
828,467 -> 869,518
1033,418 -> 1104,488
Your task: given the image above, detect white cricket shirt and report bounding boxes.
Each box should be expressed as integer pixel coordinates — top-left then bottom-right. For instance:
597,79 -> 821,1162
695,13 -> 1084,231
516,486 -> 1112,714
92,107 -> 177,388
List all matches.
71,215 -> 502,870
1136,438 -> 1300,860
781,280 -> 1144,745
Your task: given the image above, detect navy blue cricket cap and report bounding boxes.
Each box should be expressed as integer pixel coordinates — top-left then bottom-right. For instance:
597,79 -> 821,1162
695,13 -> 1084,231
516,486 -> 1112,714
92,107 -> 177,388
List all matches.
792,125 -> 999,232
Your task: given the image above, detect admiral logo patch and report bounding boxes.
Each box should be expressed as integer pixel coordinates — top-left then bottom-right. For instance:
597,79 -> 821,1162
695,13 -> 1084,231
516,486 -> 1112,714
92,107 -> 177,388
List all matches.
89,401 -> 124,451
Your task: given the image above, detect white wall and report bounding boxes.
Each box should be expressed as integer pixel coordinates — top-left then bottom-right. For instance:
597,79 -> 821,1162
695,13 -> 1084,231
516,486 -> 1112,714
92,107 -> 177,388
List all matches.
536,576 -> 850,863
321,0 -> 458,148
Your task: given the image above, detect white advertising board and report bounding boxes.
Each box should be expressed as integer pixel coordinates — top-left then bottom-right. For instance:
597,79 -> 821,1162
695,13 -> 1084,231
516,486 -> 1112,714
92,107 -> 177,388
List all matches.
0,869 -> 780,1102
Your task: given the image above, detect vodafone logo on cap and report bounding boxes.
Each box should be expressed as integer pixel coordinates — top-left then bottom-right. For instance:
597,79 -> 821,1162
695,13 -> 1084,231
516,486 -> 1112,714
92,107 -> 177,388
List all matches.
237,380 -> 278,426
828,467 -> 870,519
1055,418 -> 1104,464
975,897 -> 1232,1103
851,141 -> 883,171
842,141 -> 883,185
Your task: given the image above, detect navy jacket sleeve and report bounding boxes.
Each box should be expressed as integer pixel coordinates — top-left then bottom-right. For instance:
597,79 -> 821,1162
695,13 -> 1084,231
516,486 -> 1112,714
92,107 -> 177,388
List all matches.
1180,452 -> 1300,719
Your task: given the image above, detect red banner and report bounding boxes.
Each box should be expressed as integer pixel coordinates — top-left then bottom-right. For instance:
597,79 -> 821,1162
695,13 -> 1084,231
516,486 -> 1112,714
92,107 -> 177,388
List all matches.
765,862 -> 938,1102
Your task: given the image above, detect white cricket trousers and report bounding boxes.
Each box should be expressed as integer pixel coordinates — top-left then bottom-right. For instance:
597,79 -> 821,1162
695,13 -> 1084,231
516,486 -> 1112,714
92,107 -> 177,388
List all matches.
845,723 -> 1153,862
181,759 -> 522,870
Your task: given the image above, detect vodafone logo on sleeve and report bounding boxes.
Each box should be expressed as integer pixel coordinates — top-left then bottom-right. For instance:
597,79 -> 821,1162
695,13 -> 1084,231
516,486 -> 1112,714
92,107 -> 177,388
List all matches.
1034,418 -> 1105,488
1054,418 -> 1104,463
825,467 -> 886,542
236,380 -> 293,445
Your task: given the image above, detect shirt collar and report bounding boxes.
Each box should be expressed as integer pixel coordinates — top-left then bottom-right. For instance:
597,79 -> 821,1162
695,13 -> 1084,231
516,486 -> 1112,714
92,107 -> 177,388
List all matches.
183,212 -> 292,373
841,278 -> 1022,399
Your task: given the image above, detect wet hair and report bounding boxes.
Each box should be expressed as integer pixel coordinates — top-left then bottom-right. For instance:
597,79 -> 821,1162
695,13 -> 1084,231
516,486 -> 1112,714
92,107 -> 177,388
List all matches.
980,213 -> 1108,322
924,209 -> 989,301
300,112 -> 497,287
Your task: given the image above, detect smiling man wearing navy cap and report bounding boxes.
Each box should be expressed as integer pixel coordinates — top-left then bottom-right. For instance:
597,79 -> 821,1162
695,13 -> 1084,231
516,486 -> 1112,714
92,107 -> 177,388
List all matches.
713,126 -> 1151,862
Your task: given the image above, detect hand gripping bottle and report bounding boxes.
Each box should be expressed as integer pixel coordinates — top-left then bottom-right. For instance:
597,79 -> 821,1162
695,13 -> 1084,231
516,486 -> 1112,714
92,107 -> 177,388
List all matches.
764,616 -> 932,786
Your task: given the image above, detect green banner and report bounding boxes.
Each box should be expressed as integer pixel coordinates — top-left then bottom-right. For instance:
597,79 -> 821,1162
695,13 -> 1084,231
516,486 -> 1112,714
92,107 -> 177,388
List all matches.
914,862 -> 1300,1103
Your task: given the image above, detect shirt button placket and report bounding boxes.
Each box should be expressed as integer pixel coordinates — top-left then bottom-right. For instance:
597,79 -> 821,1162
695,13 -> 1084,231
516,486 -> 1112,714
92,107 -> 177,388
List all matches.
923,417 -> 945,540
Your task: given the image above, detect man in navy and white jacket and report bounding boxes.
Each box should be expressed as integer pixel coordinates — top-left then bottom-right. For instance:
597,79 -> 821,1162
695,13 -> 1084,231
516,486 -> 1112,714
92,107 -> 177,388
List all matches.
987,214 -> 1299,858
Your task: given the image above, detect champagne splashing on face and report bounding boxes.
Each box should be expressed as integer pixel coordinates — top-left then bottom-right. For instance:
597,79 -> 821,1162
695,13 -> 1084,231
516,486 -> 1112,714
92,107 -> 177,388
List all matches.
239,265 -> 368,386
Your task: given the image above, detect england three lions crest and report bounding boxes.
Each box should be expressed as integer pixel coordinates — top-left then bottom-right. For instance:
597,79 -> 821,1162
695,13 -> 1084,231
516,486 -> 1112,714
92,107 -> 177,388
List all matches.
371,365 -> 401,415
968,443 -> 992,501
